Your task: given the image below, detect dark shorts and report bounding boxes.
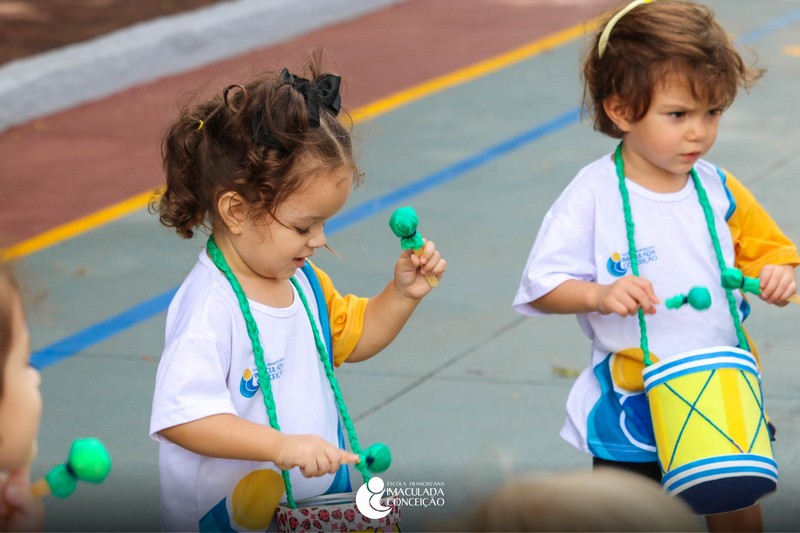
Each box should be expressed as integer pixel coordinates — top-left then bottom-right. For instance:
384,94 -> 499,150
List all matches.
592,422 -> 777,483
592,456 -> 662,482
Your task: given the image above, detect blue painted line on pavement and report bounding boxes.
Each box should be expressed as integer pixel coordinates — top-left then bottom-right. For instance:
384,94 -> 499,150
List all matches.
737,8 -> 800,44
32,287 -> 178,369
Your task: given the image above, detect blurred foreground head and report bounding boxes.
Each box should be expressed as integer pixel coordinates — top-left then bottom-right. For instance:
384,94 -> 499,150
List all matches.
463,468 -> 702,532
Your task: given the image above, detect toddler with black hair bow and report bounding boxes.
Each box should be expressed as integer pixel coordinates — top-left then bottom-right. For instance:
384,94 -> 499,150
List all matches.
149,50 -> 446,532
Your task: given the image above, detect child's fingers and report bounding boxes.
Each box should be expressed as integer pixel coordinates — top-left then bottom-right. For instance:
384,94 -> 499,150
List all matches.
759,272 -> 779,301
342,451 -> 361,465
611,292 -> 639,316
760,272 -> 793,304
421,250 -> 441,274
417,239 -> 437,263
777,276 -> 797,302
607,301 -> 631,317
301,458 -> 326,477
600,277 -> 657,316
0,467 -> 44,532
430,257 -> 447,279
769,283 -> 796,305
301,448 -> 359,478
624,279 -> 657,314
3,467 -> 31,505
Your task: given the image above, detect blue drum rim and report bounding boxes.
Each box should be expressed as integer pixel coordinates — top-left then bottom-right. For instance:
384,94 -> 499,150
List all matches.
662,454 -> 778,495
643,347 -> 759,393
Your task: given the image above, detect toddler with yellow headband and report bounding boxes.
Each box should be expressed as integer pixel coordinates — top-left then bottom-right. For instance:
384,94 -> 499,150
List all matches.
513,1 -> 799,531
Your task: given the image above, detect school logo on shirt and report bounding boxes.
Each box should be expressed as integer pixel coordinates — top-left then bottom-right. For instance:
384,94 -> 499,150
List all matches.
238,359 -> 285,398
606,247 -> 658,277
239,368 -> 260,398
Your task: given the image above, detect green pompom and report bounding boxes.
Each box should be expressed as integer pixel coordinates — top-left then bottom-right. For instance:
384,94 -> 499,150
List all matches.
388,207 -> 424,250
686,287 -> 712,310
68,438 -> 112,483
721,267 -> 743,290
721,267 -> 761,295
45,464 -> 77,499
362,443 -> 392,473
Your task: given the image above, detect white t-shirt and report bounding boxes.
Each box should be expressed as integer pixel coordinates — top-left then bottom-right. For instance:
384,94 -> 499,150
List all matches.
150,251 -> 345,532
513,153 -> 745,462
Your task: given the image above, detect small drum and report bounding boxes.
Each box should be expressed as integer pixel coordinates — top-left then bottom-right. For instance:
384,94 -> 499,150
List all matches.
643,346 -> 777,515
276,492 -> 401,533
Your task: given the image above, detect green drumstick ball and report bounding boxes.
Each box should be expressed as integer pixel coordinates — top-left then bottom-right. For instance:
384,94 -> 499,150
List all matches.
46,438 -> 112,498
686,287 -> 712,310
665,287 -> 711,311
721,267 -> 761,295
362,443 -> 392,473
388,206 -> 439,287
388,206 -> 424,250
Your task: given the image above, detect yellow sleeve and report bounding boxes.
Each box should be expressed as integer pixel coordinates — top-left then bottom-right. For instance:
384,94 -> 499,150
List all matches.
724,171 -> 800,277
308,261 -> 368,367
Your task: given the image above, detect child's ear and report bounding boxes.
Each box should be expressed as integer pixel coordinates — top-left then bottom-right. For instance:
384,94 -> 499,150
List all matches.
603,95 -> 633,133
217,191 -> 247,234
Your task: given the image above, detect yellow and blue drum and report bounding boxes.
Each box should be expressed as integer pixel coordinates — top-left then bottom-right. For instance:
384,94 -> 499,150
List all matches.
643,346 -> 777,514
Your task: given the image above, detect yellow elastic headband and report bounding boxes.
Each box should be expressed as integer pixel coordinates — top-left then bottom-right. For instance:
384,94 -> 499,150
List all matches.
598,0 -> 654,58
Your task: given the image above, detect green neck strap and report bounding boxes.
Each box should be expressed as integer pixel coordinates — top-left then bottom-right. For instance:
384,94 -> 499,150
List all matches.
205,235 -> 370,508
613,143 -> 749,366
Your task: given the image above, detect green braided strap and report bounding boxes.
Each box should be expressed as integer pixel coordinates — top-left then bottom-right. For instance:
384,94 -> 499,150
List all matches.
205,236 -> 297,507
614,146 -> 652,365
613,143 -> 750,367
206,235 -> 372,509
289,277 -> 371,483
689,168 -> 749,351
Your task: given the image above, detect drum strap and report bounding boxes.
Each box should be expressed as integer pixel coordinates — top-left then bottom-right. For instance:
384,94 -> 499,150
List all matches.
614,142 -> 749,365
205,235 -> 371,509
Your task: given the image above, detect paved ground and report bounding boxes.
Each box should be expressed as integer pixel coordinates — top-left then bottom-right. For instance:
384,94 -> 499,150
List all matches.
0,0 -> 221,66
3,1 -> 800,531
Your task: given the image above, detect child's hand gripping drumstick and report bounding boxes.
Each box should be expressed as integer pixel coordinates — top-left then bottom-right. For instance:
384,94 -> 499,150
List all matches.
388,206 -> 439,288
233,445 -> 389,530
722,267 -> 800,305
31,438 -> 111,499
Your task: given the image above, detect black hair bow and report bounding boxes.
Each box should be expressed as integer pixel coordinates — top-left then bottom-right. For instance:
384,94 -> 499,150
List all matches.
251,68 -> 342,147
280,68 -> 341,127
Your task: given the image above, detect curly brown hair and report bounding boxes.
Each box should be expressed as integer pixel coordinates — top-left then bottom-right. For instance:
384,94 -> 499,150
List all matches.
581,0 -> 763,138
155,49 -> 361,238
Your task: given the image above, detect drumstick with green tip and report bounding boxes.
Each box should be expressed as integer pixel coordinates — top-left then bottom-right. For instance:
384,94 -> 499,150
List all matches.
31,438 -> 112,499
361,442 -> 392,473
665,287 -> 711,310
388,206 -> 439,287
721,267 -> 761,295
722,267 -> 800,305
